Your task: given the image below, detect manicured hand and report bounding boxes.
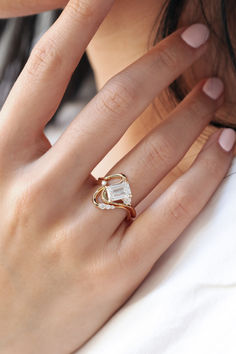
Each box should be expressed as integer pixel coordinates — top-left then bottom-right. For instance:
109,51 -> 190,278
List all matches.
0,1 -> 235,353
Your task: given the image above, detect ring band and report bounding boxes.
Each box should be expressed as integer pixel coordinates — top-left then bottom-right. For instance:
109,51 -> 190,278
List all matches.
92,173 -> 136,221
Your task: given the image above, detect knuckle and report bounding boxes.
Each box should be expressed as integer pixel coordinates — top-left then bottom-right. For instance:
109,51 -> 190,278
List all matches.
26,37 -> 62,78
168,184 -> 193,221
8,183 -> 36,234
145,135 -> 176,168
97,77 -> 136,119
43,228 -> 68,264
186,99 -> 203,118
16,184 -> 36,215
201,156 -> 221,178
186,98 -> 212,122
156,46 -> 178,71
67,0 -> 94,21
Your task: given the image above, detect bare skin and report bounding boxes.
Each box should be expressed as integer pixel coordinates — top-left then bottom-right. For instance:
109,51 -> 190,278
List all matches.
85,0 -> 236,182
0,1 -> 235,353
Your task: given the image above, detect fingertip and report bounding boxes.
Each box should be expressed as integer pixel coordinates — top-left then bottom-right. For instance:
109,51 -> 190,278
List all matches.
218,128 -> 236,152
202,78 -> 224,100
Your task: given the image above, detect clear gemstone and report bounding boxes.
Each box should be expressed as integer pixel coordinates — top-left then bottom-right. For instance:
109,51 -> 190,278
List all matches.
98,203 -> 115,210
106,181 -> 132,204
99,203 -> 106,209
123,197 -> 131,205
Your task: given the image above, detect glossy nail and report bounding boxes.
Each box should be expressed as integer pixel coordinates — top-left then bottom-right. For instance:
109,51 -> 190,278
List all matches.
181,23 -> 210,48
202,78 -> 224,100
218,128 -> 236,152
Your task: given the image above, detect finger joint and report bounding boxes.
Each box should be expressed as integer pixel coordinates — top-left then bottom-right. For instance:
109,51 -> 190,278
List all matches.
156,46 -> 178,72
26,36 -> 63,78
145,134 -> 176,169
168,184 -> 193,221
97,77 -> 137,121
66,0 -> 94,22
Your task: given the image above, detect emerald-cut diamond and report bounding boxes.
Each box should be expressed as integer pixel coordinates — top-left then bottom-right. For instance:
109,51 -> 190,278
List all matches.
105,181 -> 132,205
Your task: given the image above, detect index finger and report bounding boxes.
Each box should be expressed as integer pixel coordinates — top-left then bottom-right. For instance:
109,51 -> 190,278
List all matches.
1,0 -> 115,144
43,24 -> 210,183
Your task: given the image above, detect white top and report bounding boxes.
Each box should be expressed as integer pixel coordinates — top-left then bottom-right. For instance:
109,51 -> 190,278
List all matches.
79,157 -> 236,354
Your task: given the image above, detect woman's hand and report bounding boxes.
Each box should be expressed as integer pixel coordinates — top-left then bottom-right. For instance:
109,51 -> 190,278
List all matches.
0,0 -> 235,353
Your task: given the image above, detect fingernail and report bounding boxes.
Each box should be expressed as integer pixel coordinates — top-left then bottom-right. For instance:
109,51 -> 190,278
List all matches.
202,78 -> 224,100
181,23 -> 209,48
218,128 -> 236,152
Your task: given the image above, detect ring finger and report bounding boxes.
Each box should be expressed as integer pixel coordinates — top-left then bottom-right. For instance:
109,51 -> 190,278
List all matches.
36,24 -> 211,199
89,77 -> 224,234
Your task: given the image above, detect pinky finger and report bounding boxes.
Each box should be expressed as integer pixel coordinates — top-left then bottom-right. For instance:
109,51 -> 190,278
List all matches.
119,128 -> 236,276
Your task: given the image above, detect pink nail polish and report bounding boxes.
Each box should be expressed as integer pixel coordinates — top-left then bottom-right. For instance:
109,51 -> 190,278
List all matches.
181,23 -> 209,48
218,128 -> 236,152
202,78 -> 224,100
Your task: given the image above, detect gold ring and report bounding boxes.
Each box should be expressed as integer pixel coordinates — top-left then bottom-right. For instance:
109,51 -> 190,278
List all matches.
92,173 -> 136,221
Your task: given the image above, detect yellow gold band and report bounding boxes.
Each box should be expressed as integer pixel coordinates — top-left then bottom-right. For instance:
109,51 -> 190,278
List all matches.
92,173 -> 136,221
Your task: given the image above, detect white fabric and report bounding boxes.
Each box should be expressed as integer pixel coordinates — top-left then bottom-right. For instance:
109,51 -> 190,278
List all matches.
79,158 -> 236,354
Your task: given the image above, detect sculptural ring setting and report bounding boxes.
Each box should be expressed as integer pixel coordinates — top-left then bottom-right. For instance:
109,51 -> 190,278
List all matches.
92,173 -> 136,221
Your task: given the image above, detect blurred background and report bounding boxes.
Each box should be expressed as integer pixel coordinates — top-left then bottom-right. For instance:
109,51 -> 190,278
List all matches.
0,10 -> 97,144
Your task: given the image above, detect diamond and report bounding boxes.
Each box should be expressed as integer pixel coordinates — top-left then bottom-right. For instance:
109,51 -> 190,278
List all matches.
99,203 -> 106,209
106,181 -> 132,205
123,197 -> 131,205
98,203 -> 115,210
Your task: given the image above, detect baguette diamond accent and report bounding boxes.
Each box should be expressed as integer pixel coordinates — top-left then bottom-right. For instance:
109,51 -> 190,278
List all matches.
98,203 -> 115,210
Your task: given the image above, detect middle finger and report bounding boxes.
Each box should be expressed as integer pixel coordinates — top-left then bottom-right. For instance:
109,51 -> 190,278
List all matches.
99,77 -> 224,230
39,24 -> 210,189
